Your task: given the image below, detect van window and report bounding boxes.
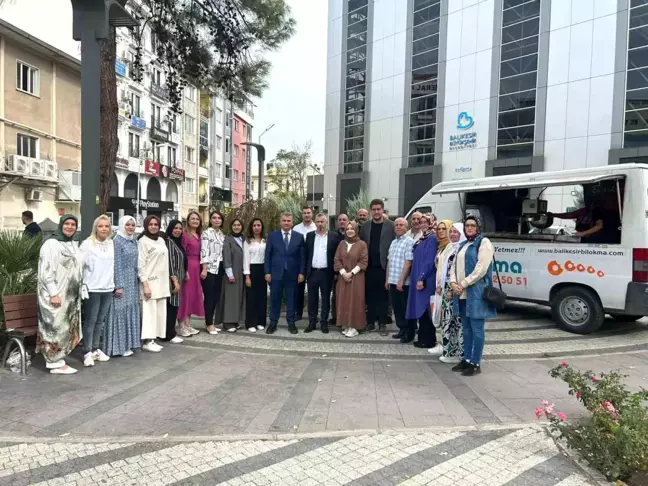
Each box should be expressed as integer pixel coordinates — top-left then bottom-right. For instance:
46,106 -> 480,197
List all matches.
464,179 -> 624,245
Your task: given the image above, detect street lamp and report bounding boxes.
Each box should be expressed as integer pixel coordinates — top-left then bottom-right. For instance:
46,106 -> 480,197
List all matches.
309,165 -> 321,210
71,0 -> 137,238
258,123 -> 275,145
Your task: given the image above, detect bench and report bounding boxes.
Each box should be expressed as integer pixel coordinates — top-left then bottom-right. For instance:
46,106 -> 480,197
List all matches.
1,294 -> 38,375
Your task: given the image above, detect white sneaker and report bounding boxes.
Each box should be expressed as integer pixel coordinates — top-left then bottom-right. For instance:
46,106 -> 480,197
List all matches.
256,325 -> 265,331
122,350 -> 134,357
83,352 -> 95,367
170,336 -> 184,344
179,328 -> 192,337
439,355 -> 461,364
189,327 -> 200,335
143,342 -> 162,353
93,349 -> 110,362
346,328 -> 359,338
427,343 -> 444,357
248,327 -> 256,333
341,328 -> 349,336
227,327 -> 237,333
50,365 -> 77,375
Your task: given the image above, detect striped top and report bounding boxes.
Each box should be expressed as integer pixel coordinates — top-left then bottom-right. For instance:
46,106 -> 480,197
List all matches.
166,237 -> 185,307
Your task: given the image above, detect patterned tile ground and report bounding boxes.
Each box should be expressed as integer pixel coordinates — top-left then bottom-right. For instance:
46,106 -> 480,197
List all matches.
0,426 -> 595,486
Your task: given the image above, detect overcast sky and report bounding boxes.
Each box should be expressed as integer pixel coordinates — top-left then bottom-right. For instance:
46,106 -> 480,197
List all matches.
0,0 -> 327,165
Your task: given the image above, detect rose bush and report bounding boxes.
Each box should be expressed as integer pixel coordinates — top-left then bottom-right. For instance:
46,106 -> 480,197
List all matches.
535,362 -> 648,483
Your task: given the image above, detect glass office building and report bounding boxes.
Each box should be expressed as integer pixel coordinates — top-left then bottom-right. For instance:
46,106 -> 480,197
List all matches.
324,0 -> 641,215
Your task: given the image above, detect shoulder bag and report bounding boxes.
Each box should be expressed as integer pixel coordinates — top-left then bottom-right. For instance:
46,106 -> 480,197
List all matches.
482,244 -> 507,309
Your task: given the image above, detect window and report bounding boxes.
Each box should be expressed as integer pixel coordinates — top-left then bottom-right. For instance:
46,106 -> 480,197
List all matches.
496,0 -> 540,159
225,137 -> 230,153
343,0 -> 369,173
151,142 -> 163,163
128,132 -> 140,158
214,162 -> 222,176
184,177 -> 195,193
17,134 -> 38,158
184,114 -> 195,134
152,68 -> 162,86
16,61 -> 39,96
242,124 -> 246,136
233,169 -> 238,181
216,107 -> 223,122
225,165 -> 231,179
625,1 -> 648,147
216,135 -> 222,149
234,119 -> 240,132
234,144 -> 239,156
242,148 -> 246,160
129,93 -> 141,117
167,147 -> 177,167
241,171 -> 246,182
226,111 -> 231,127
151,103 -> 162,128
185,146 -> 194,163
185,85 -> 197,101
171,114 -> 178,133
407,0 -> 440,167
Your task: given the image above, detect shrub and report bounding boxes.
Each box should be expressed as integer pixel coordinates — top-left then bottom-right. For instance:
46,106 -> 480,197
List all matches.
535,362 -> 648,483
345,188 -> 371,221
0,230 -> 41,322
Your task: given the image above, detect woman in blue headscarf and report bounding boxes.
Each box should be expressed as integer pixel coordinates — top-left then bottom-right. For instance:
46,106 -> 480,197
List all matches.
36,214 -> 82,374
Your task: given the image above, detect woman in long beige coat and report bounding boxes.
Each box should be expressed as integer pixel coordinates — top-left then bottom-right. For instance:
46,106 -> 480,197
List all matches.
334,221 -> 368,338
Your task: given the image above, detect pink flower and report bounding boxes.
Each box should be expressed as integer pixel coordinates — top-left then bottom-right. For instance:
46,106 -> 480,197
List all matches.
602,401 -> 616,414
534,407 -> 543,419
545,403 -> 555,415
560,360 -> 568,368
592,376 -> 600,383
541,400 -> 549,406
575,391 -> 581,400
556,412 -> 567,421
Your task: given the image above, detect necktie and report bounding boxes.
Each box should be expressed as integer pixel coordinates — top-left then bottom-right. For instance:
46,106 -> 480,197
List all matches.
284,232 -> 289,250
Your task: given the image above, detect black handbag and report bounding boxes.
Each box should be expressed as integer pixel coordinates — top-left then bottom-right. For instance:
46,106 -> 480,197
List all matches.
483,254 -> 507,309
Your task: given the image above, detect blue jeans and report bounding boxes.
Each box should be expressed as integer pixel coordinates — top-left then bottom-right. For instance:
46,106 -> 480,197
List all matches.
82,292 -> 113,353
458,300 -> 485,365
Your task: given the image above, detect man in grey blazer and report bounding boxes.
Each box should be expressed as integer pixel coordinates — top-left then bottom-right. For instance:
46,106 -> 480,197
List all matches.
359,199 -> 395,335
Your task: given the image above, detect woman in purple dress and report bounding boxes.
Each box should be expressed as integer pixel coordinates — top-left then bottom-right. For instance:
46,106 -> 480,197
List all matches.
406,214 -> 443,355
177,211 -> 205,336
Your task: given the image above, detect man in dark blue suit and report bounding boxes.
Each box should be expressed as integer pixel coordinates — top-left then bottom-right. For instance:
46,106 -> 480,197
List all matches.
264,212 -> 306,334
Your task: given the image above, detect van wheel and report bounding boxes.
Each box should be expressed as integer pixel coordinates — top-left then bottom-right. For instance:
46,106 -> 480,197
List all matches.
609,314 -> 644,322
551,287 -> 604,334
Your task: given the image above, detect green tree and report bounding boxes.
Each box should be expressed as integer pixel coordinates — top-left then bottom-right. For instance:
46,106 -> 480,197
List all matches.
345,187 -> 371,220
266,141 -> 317,201
98,0 -> 296,212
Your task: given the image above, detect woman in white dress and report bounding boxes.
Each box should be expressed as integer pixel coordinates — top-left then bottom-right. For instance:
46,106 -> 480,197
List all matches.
137,215 -> 170,352
37,214 -> 82,374
79,214 -> 114,367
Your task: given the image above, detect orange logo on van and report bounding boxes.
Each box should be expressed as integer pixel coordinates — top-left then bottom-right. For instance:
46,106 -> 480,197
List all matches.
547,260 -> 604,278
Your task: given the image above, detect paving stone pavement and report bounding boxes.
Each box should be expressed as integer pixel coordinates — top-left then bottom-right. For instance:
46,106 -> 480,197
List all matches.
0,426 -> 596,485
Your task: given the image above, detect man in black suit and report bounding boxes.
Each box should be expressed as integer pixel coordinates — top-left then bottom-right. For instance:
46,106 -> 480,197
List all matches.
304,213 -> 341,333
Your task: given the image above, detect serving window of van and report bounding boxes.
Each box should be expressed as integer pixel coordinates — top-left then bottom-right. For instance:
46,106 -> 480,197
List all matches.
458,177 -> 625,245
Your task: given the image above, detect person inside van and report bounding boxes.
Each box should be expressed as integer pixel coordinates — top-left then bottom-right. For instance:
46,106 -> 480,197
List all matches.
551,197 -> 620,244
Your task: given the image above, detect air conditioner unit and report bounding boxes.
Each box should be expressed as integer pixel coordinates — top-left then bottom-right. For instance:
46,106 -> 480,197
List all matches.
45,161 -> 57,179
30,159 -> 44,177
5,154 -> 29,174
26,189 -> 42,201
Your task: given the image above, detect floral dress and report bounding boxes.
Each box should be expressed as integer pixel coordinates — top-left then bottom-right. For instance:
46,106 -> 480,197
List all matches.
103,235 -> 141,356
441,252 -> 463,358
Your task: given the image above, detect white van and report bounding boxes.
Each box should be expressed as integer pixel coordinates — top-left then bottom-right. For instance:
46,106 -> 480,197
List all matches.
407,163 -> 648,334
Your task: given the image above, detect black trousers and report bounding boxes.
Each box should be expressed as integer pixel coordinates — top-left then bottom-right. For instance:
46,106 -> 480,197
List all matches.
245,263 -> 267,329
390,285 -> 415,336
330,278 -> 338,323
307,269 -> 333,327
366,266 -> 389,326
201,264 -> 224,326
161,301 -> 178,341
417,307 -> 438,346
295,281 -> 306,320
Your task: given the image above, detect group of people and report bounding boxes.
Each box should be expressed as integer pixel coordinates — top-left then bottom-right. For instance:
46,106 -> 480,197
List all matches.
34,199 -> 496,377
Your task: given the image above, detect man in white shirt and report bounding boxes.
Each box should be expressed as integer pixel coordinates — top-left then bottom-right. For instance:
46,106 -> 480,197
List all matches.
293,206 -> 317,320
406,211 -> 424,242
304,214 -> 341,333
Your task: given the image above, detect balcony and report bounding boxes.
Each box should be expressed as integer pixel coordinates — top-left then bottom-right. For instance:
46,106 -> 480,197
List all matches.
198,192 -> 208,206
150,82 -> 169,100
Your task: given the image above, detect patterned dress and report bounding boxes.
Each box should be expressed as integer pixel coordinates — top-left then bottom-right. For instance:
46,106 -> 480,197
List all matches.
103,235 -> 141,356
441,252 -> 463,358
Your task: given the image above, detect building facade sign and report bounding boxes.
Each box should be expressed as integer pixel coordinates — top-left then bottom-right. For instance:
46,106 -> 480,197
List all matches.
115,60 -> 127,77
130,116 -> 146,130
115,156 -> 129,169
144,160 -> 160,177
150,125 -> 169,143
150,82 -> 169,100
169,167 -> 185,181
108,196 -> 174,213
449,112 -> 477,151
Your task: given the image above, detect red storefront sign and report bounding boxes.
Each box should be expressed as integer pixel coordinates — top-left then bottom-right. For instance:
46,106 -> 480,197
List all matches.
144,160 -> 160,177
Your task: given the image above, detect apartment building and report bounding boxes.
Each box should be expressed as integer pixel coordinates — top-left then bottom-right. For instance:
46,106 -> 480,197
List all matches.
0,20 -> 81,229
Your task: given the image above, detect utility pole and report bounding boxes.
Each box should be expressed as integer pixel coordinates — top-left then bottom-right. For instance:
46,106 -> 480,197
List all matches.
71,0 -> 137,238
242,142 -> 266,201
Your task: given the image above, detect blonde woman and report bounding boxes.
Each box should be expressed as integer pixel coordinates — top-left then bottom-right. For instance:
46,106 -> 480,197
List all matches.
79,215 -> 114,367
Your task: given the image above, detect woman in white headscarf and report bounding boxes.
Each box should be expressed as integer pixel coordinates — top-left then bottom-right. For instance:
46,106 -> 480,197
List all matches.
433,222 -> 466,363
102,216 -> 141,357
